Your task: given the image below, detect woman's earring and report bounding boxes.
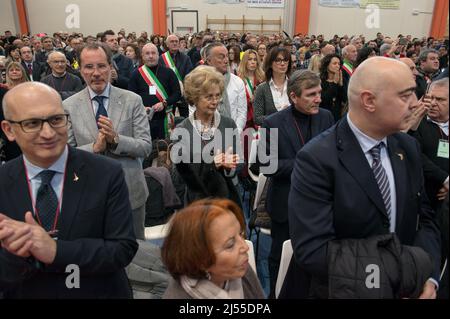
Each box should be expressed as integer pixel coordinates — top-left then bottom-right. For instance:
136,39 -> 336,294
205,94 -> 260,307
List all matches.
205,271 -> 211,281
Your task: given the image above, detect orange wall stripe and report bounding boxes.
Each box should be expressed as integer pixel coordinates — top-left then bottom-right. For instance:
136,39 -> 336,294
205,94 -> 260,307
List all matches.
16,0 -> 29,35
294,0 -> 311,35
152,0 -> 167,35
430,0 -> 449,38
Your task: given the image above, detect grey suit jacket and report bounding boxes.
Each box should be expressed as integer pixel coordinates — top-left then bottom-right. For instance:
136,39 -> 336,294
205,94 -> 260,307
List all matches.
253,82 -> 277,126
63,86 -> 152,209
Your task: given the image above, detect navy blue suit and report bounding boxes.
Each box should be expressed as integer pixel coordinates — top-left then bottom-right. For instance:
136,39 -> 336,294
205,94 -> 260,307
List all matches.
0,147 -> 138,298
261,105 -> 334,293
283,116 -> 441,298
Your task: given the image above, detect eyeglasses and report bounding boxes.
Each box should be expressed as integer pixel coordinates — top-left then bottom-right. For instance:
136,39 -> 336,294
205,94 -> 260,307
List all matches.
6,114 -> 69,133
82,63 -> 110,72
201,94 -> 222,102
49,60 -> 66,65
274,58 -> 289,64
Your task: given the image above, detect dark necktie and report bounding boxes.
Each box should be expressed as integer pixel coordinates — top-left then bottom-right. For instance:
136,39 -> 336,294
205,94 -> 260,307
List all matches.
369,143 -> 391,222
35,170 -> 58,232
93,95 -> 108,123
27,63 -> 33,75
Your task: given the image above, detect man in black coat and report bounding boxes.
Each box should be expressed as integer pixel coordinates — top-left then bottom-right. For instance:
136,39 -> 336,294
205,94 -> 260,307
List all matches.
0,83 -> 137,298
261,70 -> 334,296
409,78 -> 449,211
285,57 -> 441,299
102,30 -> 134,90
128,43 -> 181,139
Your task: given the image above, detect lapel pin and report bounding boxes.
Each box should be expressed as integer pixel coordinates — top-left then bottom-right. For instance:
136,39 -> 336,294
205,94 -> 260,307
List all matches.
396,153 -> 404,161
73,173 -> 79,182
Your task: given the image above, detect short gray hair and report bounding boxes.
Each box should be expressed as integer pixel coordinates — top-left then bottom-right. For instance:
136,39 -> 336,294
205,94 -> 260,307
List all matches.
204,42 -> 226,61
379,43 -> 391,56
287,70 -> 320,97
430,77 -> 449,91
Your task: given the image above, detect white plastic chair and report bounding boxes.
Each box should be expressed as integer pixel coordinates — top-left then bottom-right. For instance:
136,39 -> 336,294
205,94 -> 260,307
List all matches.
275,239 -> 293,298
245,240 -> 257,274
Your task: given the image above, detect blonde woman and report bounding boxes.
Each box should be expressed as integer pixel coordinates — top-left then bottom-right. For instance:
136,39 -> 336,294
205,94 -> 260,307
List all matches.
238,49 -> 265,130
4,62 -> 28,89
172,65 -> 242,207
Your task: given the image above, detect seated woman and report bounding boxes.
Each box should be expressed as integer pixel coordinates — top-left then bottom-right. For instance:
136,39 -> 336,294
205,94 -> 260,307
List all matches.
171,65 -> 242,207
161,198 -> 265,299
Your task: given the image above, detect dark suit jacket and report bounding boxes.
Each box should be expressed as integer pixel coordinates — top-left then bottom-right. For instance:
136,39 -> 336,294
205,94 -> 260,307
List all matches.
409,118 -> 449,210
285,117 -> 441,298
0,147 -> 138,298
113,54 -> 134,90
21,60 -> 44,82
262,105 -> 334,223
253,82 -> 277,126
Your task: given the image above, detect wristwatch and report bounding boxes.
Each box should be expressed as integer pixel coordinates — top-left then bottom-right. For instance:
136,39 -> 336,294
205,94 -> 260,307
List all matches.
109,134 -> 119,150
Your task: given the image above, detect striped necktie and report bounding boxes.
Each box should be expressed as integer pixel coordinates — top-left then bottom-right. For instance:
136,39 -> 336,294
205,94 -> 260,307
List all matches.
369,142 -> 391,222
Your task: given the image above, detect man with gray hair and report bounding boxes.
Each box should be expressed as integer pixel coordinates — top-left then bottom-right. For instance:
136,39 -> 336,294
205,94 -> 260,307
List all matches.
341,44 -> 357,103
260,70 -> 334,296
158,34 -> 193,118
190,42 -> 247,133
40,51 -> 83,100
409,77 -> 448,210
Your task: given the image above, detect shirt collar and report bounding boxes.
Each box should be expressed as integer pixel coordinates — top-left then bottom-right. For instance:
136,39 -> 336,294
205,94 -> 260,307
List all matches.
269,77 -> 288,90
427,116 -> 449,128
347,114 -> 387,154
87,83 -> 111,100
23,145 -> 69,180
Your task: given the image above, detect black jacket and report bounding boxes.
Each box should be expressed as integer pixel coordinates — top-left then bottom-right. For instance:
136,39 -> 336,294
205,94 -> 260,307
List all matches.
327,234 -> 433,299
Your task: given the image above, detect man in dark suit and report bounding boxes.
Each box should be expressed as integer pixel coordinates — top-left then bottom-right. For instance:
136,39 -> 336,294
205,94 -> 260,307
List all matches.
102,30 -> 134,90
0,82 -> 138,298
261,70 -> 334,295
19,46 -> 44,82
286,57 -> 441,299
409,78 -> 449,211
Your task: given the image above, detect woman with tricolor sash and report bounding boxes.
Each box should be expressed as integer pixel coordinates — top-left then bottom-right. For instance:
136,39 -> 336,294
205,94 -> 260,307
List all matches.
238,49 -> 265,131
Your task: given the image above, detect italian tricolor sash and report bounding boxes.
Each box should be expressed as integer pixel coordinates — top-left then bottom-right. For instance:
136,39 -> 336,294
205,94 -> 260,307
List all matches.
342,61 -> 353,76
161,52 -> 184,94
138,65 -> 174,137
244,77 -> 255,101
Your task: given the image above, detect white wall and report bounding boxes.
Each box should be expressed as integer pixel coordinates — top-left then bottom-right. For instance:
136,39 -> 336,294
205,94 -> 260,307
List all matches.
308,0 -> 435,39
24,0 -> 153,36
166,0 -> 284,35
0,0 -> 18,35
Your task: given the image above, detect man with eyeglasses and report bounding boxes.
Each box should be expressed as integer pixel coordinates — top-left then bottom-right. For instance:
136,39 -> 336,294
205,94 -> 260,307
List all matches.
40,51 -> 83,100
63,43 -> 151,240
0,82 -> 138,298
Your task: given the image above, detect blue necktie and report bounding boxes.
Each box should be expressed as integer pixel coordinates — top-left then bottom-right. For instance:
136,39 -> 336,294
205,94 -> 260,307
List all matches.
369,143 -> 391,222
93,95 -> 108,123
35,170 -> 58,232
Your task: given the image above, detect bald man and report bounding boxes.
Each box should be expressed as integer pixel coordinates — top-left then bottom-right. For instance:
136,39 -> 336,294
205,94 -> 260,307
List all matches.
400,57 -> 420,81
129,43 -> 181,139
284,57 -> 440,299
40,51 -> 83,100
0,82 -> 137,298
